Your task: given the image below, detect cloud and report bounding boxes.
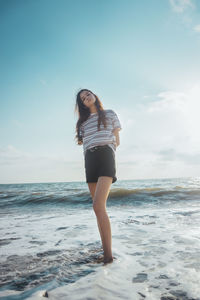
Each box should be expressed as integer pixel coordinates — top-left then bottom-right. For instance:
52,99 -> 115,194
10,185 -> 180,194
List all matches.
169,0 -> 194,13
0,145 -> 32,165
169,0 -> 198,34
193,24 -> 200,32
146,83 -> 200,152
147,91 -> 187,113
0,145 -> 85,183
0,145 -> 79,166
158,148 -> 200,164
117,82 -> 200,178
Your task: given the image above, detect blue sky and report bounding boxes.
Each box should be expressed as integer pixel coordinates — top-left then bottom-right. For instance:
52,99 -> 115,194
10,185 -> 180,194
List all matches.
1,0 -> 200,183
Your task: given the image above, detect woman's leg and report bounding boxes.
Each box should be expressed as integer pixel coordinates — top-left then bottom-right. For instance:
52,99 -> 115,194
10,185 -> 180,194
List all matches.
87,182 -> 104,246
92,176 -> 113,264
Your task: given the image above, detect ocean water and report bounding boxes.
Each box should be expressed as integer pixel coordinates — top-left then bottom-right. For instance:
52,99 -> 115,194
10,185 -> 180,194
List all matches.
0,177 -> 200,300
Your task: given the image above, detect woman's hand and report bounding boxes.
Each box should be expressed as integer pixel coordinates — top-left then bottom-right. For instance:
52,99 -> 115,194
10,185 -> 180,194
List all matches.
113,128 -> 121,147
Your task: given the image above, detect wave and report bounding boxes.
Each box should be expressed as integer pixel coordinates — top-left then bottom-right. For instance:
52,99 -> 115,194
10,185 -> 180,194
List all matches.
0,186 -> 200,208
110,187 -> 200,197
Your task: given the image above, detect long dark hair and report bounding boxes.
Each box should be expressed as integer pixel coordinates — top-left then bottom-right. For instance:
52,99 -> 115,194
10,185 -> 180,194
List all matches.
74,88 -> 107,145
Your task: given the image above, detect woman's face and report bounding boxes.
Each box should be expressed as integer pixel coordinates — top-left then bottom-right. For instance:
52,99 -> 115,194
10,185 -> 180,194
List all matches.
80,90 -> 96,108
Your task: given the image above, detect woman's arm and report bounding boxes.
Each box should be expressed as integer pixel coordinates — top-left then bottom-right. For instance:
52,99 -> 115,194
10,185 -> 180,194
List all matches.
113,128 -> 121,147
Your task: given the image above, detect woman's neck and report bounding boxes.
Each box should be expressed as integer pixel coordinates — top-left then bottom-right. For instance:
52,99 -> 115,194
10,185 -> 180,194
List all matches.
90,108 -> 98,114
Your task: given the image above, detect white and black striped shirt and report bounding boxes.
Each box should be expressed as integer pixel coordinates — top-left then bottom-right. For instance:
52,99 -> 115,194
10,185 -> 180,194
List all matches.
80,109 -> 122,156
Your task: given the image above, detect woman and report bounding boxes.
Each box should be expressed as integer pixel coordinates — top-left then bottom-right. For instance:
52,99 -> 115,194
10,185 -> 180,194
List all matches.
75,88 -> 122,265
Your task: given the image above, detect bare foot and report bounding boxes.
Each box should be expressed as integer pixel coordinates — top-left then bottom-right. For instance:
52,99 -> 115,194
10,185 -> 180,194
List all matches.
103,256 -> 116,265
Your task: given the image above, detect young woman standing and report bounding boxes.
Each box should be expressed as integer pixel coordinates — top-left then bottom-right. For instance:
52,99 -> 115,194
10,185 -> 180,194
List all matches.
75,89 -> 122,265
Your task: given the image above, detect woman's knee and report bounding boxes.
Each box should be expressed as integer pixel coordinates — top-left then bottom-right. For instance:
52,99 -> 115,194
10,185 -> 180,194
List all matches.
93,201 -> 106,215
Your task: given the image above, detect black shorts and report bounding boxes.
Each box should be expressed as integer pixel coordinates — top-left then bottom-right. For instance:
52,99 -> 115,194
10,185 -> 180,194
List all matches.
84,145 -> 117,184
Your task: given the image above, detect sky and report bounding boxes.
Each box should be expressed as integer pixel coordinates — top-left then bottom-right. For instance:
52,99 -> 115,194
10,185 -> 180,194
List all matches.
0,0 -> 200,184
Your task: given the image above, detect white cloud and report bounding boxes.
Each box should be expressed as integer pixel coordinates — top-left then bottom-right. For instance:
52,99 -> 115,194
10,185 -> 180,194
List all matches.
147,91 -> 187,113
169,0 -> 194,13
193,24 -> 200,32
0,145 -> 85,183
158,148 -> 200,164
168,0 -> 198,34
116,83 -> 200,179
0,145 -> 32,164
147,83 -> 200,148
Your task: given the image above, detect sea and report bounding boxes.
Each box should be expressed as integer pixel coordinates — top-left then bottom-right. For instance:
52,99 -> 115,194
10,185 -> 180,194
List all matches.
0,177 -> 200,300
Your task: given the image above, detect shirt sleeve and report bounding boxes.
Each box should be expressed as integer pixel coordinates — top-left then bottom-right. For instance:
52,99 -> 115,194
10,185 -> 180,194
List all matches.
112,110 -> 122,131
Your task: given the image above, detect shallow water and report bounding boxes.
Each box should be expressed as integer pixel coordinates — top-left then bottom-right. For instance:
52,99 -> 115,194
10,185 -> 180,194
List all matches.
0,177 -> 200,299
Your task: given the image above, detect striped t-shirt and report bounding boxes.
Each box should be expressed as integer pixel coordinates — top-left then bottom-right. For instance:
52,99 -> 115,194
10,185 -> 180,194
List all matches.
80,109 -> 122,156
